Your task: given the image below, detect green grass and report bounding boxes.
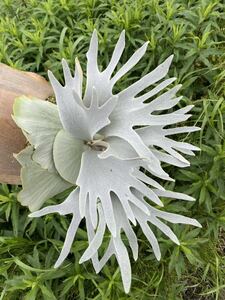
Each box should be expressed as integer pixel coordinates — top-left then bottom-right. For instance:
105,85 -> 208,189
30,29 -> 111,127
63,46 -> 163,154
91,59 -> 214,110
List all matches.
0,0 -> 225,299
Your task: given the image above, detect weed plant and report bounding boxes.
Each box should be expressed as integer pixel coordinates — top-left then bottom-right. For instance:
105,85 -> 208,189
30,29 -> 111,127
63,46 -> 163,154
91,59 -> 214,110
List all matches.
0,0 -> 225,299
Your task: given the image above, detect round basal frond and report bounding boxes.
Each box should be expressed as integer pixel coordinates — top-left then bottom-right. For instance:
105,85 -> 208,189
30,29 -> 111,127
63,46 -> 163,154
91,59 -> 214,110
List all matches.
13,96 -> 62,172
13,30 -> 201,294
15,146 -> 72,211
53,129 -> 85,184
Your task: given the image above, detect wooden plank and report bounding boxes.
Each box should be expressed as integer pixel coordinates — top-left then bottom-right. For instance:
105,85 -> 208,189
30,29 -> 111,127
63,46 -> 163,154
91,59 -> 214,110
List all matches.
0,63 -> 53,184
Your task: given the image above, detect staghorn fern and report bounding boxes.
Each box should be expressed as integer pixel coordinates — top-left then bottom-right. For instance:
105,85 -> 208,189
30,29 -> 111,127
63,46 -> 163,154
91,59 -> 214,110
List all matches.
13,30 -> 201,293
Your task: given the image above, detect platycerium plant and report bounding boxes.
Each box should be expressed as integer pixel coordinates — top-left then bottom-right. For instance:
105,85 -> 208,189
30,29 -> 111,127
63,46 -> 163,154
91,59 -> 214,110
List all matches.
13,30 -> 201,293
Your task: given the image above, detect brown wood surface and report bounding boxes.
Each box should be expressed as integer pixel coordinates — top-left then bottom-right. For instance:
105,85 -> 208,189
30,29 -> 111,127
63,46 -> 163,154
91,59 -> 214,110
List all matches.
0,63 -> 53,184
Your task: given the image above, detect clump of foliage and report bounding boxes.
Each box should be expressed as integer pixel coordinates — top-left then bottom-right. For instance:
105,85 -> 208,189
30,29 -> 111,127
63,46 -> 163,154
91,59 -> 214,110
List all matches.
0,0 -> 225,299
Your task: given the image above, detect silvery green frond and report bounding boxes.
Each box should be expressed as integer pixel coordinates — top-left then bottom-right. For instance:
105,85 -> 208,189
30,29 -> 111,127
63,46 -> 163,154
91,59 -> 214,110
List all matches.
29,188 -> 82,267
53,129 -> 85,183
14,146 -> 72,211
14,30 -> 201,293
13,96 -> 62,172
76,149 -> 166,234
48,59 -> 118,141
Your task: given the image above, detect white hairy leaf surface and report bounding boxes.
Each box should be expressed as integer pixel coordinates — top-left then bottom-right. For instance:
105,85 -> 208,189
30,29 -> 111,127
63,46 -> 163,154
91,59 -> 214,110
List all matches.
76,149 -> 160,233
13,30 -> 201,293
